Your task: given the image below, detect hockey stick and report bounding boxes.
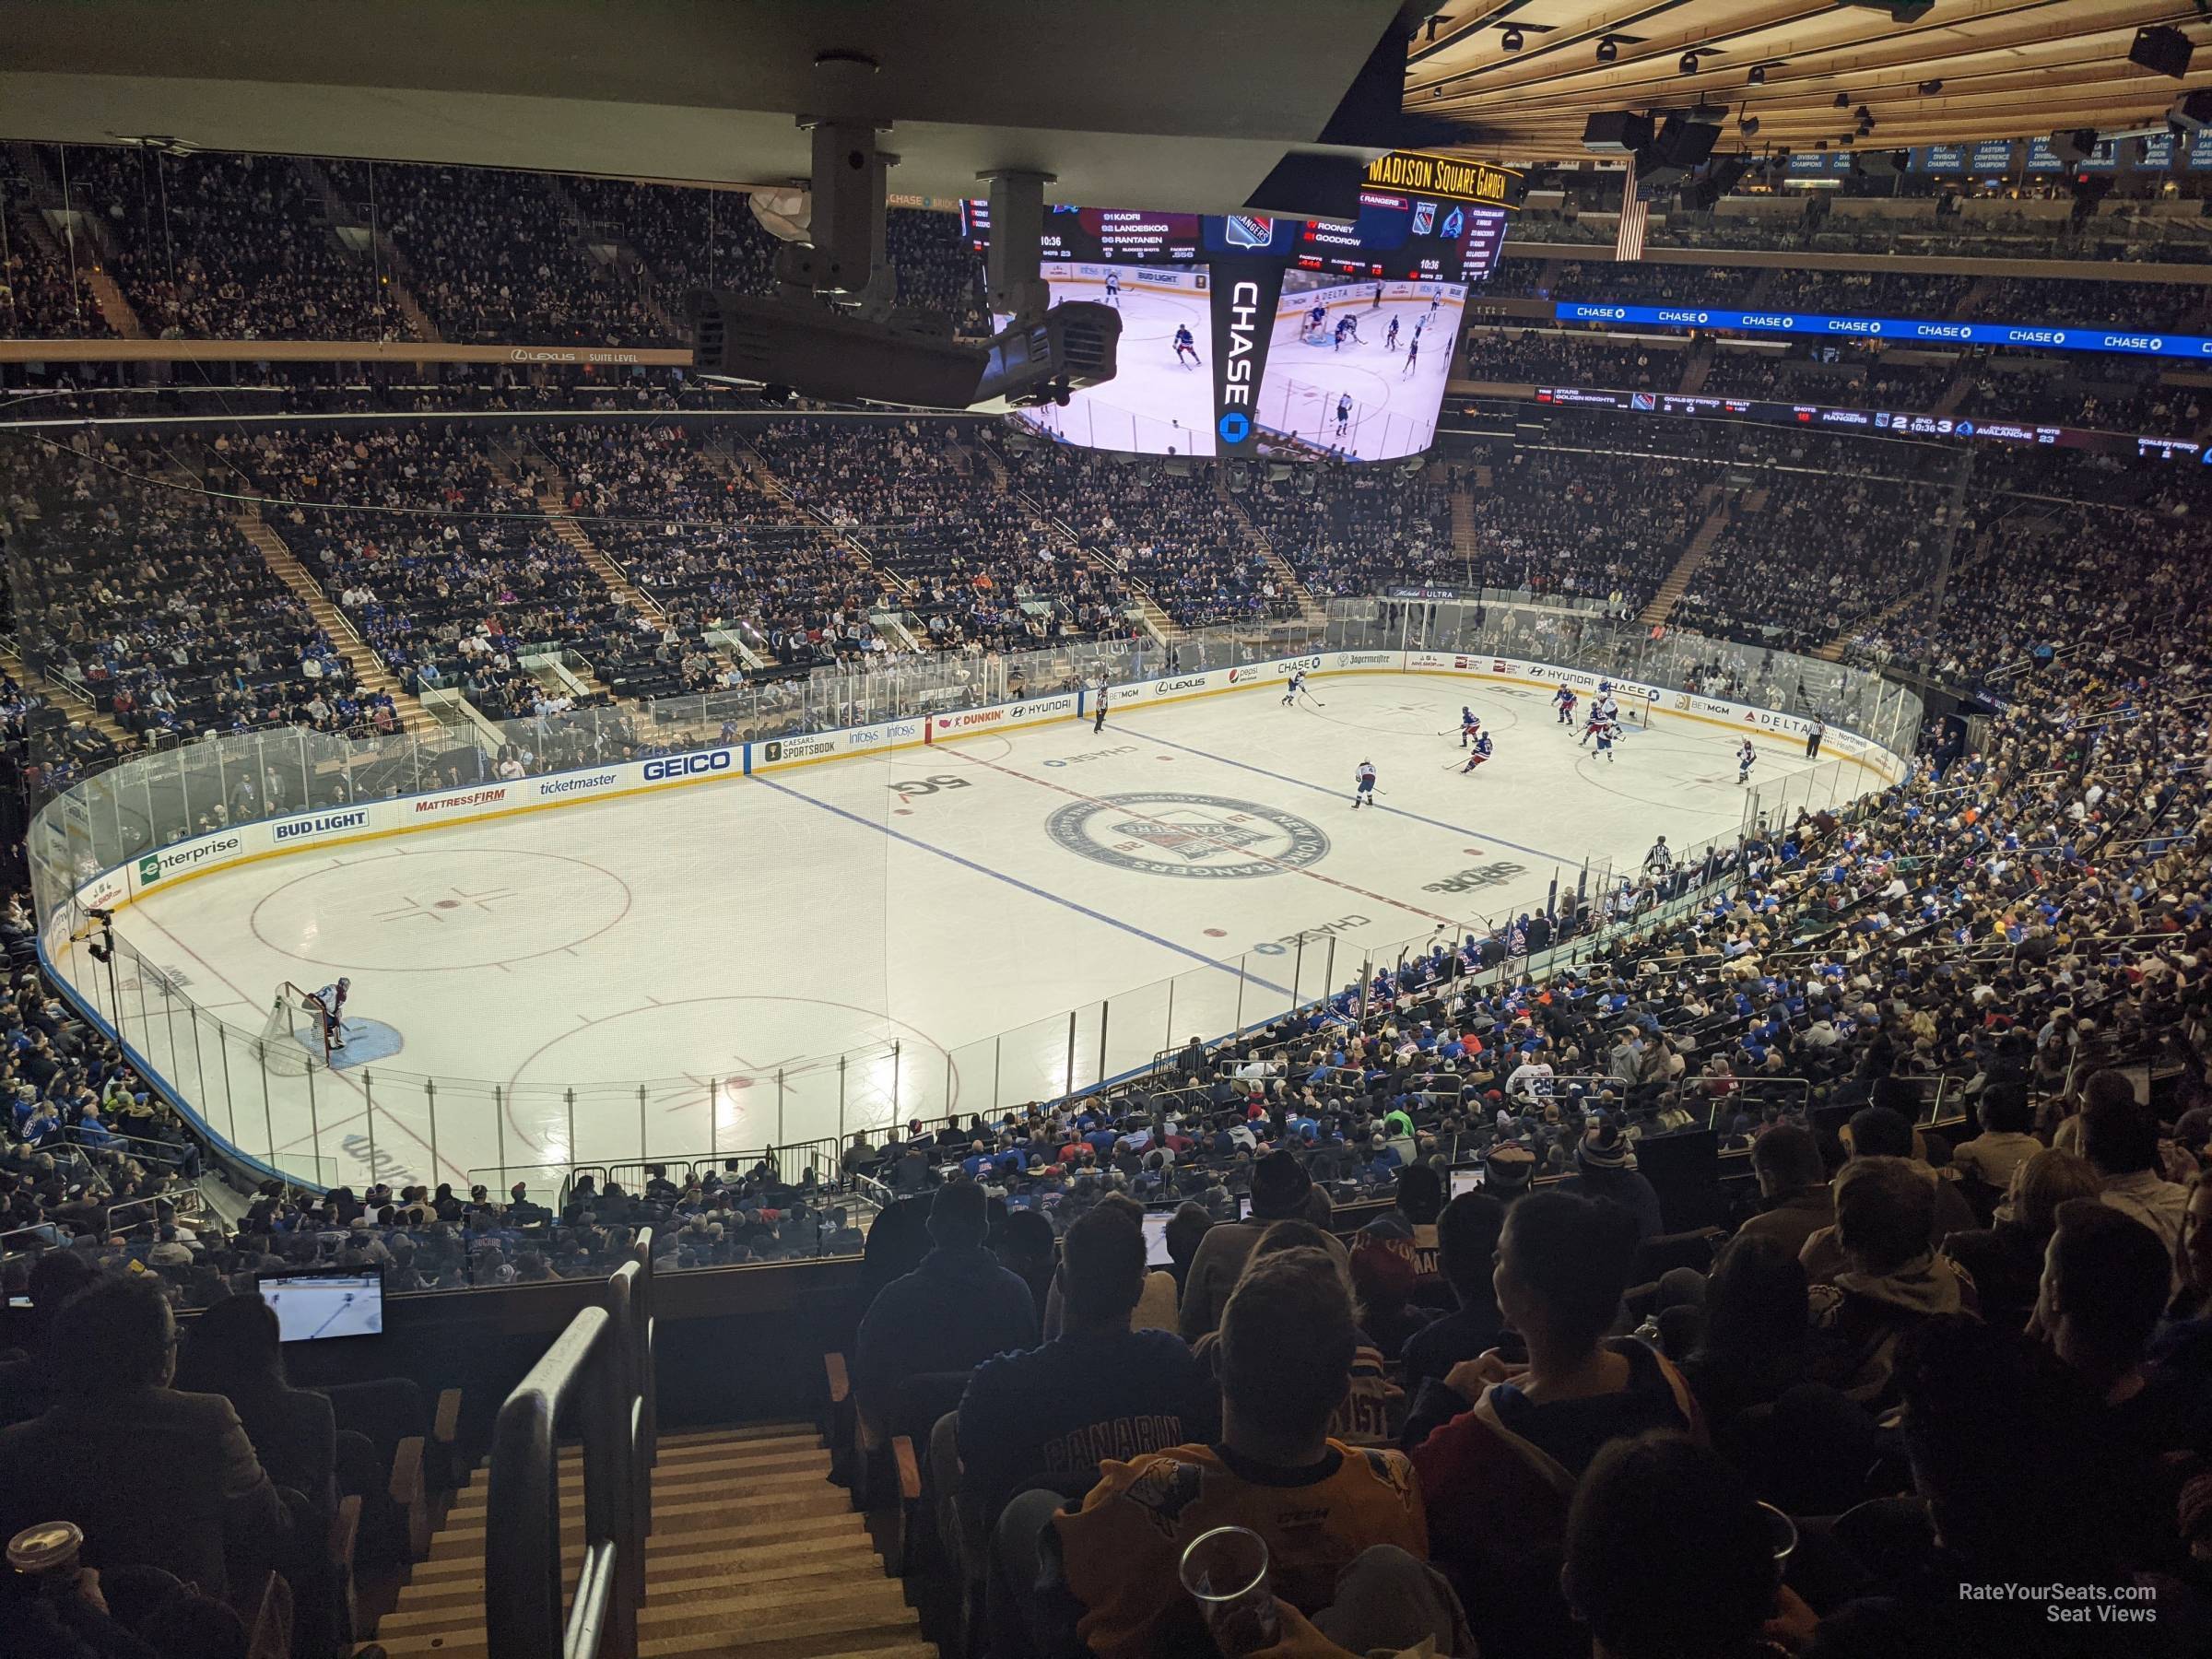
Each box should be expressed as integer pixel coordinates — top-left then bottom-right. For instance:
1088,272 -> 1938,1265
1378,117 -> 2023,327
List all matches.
1299,687 -> 1327,708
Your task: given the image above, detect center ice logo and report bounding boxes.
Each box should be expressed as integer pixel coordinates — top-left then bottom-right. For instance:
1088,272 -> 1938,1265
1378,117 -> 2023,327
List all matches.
1045,792 -> 1329,880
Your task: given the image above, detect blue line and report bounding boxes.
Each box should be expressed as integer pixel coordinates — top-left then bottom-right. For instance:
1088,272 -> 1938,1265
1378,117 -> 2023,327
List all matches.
1134,727 -> 1591,868
750,774 -> 1294,995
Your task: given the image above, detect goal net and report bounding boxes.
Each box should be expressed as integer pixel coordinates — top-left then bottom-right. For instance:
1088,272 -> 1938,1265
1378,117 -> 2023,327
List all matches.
259,982 -> 328,1074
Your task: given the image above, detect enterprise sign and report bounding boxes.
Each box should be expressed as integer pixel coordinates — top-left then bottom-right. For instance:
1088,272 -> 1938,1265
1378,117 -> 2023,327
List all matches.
1554,302 -> 2209,361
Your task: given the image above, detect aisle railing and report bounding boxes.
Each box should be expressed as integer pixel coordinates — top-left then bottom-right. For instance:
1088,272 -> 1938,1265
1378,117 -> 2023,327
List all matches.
486,1230 -> 655,1659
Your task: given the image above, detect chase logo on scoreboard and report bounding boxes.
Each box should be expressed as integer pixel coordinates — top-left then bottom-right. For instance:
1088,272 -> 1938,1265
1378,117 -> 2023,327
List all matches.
1045,792 -> 1328,880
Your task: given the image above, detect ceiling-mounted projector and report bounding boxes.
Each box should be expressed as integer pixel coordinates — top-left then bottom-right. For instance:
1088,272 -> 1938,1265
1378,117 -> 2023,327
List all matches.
690,293 -> 1119,411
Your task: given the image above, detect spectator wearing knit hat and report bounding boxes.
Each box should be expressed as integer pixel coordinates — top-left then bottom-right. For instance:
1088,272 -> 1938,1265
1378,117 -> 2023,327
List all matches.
1559,1115 -> 1664,1241
1176,1147 -> 1347,1340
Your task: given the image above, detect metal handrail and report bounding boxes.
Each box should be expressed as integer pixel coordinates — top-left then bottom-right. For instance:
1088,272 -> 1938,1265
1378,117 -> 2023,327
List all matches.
486,1245 -> 652,1659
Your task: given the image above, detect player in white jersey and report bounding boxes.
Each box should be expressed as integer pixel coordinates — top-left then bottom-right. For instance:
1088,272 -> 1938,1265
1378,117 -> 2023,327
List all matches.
1282,669 -> 1308,707
1104,269 -> 1121,306
1460,707 -> 1480,747
1172,324 -> 1201,368
1594,720 -> 1618,762
1335,394 -> 1353,437
1460,731 -> 1494,774
1353,759 -> 1378,807
1737,738 -> 1757,784
308,977 -> 351,1053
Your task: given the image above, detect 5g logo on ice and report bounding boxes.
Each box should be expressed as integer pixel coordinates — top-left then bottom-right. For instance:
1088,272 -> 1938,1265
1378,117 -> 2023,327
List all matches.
886,776 -> 973,797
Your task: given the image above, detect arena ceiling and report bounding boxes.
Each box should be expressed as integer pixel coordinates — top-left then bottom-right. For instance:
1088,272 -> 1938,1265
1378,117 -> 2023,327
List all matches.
1409,1 -> 2212,159
0,0 -> 1406,211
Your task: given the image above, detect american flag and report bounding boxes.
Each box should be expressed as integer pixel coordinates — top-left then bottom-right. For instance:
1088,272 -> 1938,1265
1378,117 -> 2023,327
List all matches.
1616,153 -> 1647,262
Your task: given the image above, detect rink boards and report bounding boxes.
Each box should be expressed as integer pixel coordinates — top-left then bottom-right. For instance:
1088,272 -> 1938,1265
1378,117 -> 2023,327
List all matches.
56,648 -> 1907,930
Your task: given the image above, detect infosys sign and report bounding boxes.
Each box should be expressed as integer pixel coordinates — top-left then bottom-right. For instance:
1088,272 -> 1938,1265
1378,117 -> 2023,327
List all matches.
135,835 -> 241,886
273,809 -> 371,845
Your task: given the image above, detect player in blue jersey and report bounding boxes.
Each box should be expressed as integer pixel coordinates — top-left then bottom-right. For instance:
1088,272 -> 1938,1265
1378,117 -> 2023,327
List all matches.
1737,738 -> 1757,785
1461,731 -> 1494,774
1308,301 -> 1328,335
1460,707 -> 1481,747
1353,759 -> 1378,808
1172,323 -> 1200,368
1402,334 -> 1419,378
308,977 -> 351,1053
1555,684 -> 1577,725
1282,668 -> 1308,708
1335,315 -> 1356,351
1385,315 -> 1400,352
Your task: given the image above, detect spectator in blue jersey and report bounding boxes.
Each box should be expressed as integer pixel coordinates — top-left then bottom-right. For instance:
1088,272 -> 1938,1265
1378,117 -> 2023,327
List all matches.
954,1205 -> 1217,1526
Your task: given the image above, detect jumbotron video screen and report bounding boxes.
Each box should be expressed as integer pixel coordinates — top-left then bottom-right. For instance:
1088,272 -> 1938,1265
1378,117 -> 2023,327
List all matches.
965,157 -> 1515,463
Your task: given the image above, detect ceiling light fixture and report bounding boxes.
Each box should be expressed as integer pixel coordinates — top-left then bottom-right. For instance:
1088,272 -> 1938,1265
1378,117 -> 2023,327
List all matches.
1681,51 -> 1700,75
1501,26 -> 1524,51
1747,64 -> 1767,86
1835,92 -> 1851,109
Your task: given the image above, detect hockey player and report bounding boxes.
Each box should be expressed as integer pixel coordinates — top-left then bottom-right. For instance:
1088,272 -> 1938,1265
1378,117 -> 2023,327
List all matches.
1460,706 -> 1481,747
1385,315 -> 1400,352
1427,294 -> 1441,325
1592,686 -> 1620,728
1308,300 -> 1329,336
1555,684 -> 1577,725
1737,737 -> 1757,785
1172,324 -> 1201,368
1104,269 -> 1121,307
1335,394 -> 1353,438
1334,315 -> 1357,351
1353,759 -> 1378,808
310,977 -> 351,1053
1402,335 -> 1419,378
1282,668 -> 1308,708
1593,719 -> 1618,762
1461,730 -> 1494,774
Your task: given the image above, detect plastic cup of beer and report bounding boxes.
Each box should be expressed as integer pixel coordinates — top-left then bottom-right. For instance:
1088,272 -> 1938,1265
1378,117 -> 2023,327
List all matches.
1179,1524 -> 1279,1654
8,1521 -> 83,1590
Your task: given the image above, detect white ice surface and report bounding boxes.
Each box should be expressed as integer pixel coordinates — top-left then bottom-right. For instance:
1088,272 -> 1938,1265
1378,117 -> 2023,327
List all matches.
99,677 -> 1864,1191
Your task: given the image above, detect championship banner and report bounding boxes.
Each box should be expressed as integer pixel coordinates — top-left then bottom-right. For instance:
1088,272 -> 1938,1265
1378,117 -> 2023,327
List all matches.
1208,244 -> 1288,455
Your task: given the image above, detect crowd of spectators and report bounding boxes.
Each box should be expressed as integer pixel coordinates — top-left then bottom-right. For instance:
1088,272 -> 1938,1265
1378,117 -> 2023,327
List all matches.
1674,472 -> 1946,654
229,425 -> 641,714
1010,450 -> 1282,627
757,419 -> 1138,650
1242,463 -> 1457,598
1696,347 -> 1961,410
1464,326 -> 1688,389
1456,447 -> 1688,615
53,147 -> 401,342
6,435 -> 393,747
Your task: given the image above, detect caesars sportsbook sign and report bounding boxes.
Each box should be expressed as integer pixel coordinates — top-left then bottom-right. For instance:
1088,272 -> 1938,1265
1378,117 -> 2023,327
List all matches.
1206,215 -> 1294,457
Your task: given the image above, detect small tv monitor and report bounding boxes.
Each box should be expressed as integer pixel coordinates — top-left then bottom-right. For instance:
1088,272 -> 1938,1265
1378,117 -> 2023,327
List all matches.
1141,1210 -> 1175,1268
1448,1167 -> 1486,1199
257,1266 -> 384,1343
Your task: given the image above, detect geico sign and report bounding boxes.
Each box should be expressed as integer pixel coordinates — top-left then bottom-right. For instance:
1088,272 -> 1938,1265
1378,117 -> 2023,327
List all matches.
642,751 -> 733,782
273,810 -> 371,845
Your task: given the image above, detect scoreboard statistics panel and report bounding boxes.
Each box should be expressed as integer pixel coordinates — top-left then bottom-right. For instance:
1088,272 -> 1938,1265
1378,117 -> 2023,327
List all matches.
1292,192 -> 1510,286
959,200 -> 1202,264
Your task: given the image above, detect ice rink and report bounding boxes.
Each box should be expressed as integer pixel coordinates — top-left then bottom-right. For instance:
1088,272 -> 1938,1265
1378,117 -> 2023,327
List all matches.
1257,278 -> 1463,461
1010,264 -> 1217,456
95,675 -> 1868,1194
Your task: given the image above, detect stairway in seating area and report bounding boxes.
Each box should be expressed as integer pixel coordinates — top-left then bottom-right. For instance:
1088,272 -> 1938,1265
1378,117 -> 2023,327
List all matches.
1450,483 -> 1484,562
0,644 -> 133,750
1634,484 -> 1728,629
1216,473 -> 1326,626
229,509 -> 444,735
377,1422 -> 928,1659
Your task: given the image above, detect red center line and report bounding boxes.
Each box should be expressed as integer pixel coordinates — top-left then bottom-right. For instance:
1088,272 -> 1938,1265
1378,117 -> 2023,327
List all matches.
938,747 -> 1465,928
